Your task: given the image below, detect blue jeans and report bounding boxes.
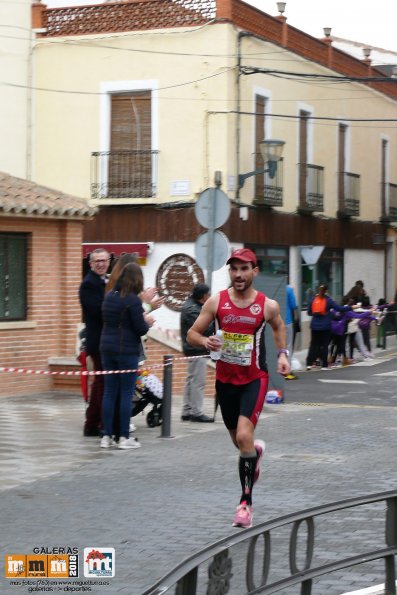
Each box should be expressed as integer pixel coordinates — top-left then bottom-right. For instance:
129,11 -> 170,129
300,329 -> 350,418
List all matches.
101,353 -> 138,438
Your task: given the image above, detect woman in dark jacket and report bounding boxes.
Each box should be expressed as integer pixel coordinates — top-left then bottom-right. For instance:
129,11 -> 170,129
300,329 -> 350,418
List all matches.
100,263 -> 154,449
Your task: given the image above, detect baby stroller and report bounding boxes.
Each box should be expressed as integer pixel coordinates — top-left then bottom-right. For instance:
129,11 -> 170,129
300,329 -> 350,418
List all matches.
132,369 -> 163,427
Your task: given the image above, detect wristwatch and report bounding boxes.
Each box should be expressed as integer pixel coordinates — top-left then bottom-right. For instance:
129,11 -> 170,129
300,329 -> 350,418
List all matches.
278,348 -> 290,358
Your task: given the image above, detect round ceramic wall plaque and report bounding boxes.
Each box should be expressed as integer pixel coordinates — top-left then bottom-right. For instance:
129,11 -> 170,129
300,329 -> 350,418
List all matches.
156,253 -> 205,311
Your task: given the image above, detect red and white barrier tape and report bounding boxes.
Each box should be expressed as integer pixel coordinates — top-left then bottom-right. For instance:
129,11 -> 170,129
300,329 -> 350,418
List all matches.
0,354 -> 210,376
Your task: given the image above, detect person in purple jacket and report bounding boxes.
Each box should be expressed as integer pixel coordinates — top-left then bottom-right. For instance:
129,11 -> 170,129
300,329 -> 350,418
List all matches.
331,300 -> 376,364
329,306 -> 349,366
348,299 -> 377,360
357,296 -> 375,354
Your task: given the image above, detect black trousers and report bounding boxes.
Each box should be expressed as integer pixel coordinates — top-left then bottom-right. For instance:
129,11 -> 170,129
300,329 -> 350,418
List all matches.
306,329 -> 332,368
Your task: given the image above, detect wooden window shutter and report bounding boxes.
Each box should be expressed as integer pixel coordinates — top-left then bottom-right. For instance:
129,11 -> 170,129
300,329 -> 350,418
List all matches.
381,138 -> 387,217
299,110 -> 309,204
108,92 -> 152,198
111,92 -> 151,151
338,124 -> 347,206
254,95 -> 266,198
0,233 -> 27,321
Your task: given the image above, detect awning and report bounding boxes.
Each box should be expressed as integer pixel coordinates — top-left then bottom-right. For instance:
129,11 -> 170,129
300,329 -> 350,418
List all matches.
82,242 -> 149,259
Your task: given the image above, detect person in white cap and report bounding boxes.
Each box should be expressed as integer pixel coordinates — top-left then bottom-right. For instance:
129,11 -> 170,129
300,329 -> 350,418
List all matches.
188,248 -> 289,528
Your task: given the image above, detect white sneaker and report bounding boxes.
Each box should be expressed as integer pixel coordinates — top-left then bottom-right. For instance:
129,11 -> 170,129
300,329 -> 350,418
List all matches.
100,435 -> 113,449
118,437 -> 141,450
129,422 -> 136,432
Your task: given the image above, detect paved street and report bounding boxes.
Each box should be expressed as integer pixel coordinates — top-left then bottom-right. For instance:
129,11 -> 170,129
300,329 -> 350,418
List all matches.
0,346 -> 397,595
288,347 -> 397,407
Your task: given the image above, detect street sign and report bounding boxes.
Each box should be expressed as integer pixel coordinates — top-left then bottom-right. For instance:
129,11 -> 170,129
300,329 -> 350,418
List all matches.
195,188 -> 230,229
194,230 -> 230,271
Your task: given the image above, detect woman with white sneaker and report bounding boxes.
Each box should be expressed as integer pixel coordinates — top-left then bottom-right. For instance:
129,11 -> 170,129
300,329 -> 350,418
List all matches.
100,263 -> 154,450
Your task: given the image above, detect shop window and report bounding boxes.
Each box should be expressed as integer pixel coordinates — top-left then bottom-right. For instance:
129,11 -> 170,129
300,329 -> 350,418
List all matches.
301,248 -> 343,308
250,246 -> 288,277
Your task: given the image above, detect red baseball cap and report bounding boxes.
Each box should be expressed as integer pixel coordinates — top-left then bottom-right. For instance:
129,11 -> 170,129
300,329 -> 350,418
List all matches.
226,248 -> 257,266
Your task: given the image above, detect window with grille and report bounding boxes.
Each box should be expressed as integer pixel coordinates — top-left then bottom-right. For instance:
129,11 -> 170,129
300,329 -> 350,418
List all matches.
0,233 -> 27,321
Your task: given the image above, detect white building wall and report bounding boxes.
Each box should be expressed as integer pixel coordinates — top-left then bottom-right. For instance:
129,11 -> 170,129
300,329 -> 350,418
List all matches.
0,1 -> 31,178
344,249 -> 384,305
142,242 -> 230,332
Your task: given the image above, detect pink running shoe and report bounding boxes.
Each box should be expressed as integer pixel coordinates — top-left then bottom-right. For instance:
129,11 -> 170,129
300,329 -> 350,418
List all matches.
253,439 -> 266,484
232,502 -> 253,528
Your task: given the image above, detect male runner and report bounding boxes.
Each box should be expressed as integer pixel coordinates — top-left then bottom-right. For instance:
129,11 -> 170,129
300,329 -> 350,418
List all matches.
187,248 -> 290,528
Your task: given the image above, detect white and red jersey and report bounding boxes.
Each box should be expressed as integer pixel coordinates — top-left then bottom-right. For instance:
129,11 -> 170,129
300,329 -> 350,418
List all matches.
215,289 -> 268,385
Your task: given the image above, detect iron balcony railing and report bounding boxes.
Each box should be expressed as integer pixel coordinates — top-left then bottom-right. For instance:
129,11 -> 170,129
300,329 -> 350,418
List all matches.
298,163 -> 324,213
338,171 -> 360,217
253,158 -> 284,207
387,183 -> 397,220
142,490 -> 397,595
90,150 -> 159,200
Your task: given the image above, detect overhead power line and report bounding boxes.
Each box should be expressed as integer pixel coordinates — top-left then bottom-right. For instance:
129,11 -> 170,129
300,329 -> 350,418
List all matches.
235,111 -> 397,123
0,67 -> 234,95
241,67 -> 397,84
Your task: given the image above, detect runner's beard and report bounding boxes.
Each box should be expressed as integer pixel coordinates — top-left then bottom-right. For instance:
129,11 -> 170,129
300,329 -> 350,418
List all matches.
232,277 -> 253,293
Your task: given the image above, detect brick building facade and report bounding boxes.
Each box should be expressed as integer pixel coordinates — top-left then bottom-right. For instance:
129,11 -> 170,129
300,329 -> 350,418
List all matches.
0,172 -> 96,397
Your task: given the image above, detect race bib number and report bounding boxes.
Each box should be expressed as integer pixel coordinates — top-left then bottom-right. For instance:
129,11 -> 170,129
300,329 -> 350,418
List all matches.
221,332 -> 254,366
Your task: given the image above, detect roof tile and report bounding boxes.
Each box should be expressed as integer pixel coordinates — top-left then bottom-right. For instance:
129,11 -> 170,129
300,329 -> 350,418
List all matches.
0,172 -> 97,219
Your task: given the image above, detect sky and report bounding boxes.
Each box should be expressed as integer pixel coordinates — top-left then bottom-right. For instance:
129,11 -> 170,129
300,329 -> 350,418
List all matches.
43,0 -> 397,62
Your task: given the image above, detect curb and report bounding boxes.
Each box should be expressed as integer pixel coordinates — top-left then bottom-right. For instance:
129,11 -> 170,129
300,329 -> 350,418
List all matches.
342,581 -> 397,595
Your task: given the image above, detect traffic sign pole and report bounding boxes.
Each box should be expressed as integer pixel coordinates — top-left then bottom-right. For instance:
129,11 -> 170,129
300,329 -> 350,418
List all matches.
194,181 -> 231,289
206,188 -> 216,292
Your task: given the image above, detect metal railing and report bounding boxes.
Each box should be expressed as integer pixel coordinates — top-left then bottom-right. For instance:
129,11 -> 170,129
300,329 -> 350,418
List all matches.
298,163 -> 324,212
378,309 -> 397,349
142,490 -> 397,594
338,171 -> 360,217
90,150 -> 159,199
388,183 -> 397,220
253,159 -> 284,207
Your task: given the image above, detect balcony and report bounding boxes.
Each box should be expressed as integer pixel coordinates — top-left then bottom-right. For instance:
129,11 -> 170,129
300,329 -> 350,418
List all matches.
91,150 -> 158,200
253,158 -> 284,207
297,163 -> 324,214
337,171 -> 360,218
381,182 -> 397,222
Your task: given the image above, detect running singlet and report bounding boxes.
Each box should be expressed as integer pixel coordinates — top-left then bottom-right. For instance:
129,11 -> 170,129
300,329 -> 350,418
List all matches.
215,289 -> 268,385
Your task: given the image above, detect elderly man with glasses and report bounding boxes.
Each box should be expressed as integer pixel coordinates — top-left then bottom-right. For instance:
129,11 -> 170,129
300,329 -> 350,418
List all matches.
79,248 -> 111,436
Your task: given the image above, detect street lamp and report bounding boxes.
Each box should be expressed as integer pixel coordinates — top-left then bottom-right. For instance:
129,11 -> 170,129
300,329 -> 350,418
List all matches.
238,139 -> 285,188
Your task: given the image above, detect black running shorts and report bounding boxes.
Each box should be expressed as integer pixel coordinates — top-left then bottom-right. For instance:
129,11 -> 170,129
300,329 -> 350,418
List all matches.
215,376 -> 268,430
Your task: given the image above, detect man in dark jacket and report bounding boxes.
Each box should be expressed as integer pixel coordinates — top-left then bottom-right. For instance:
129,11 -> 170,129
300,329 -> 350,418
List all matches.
79,248 -> 110,436
345,280 -> 366,304
180,283 -> 214,422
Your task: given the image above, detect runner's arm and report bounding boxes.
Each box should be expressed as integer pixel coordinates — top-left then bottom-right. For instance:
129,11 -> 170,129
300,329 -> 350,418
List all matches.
187,294 -> 220,351
265,298 -> 290,375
